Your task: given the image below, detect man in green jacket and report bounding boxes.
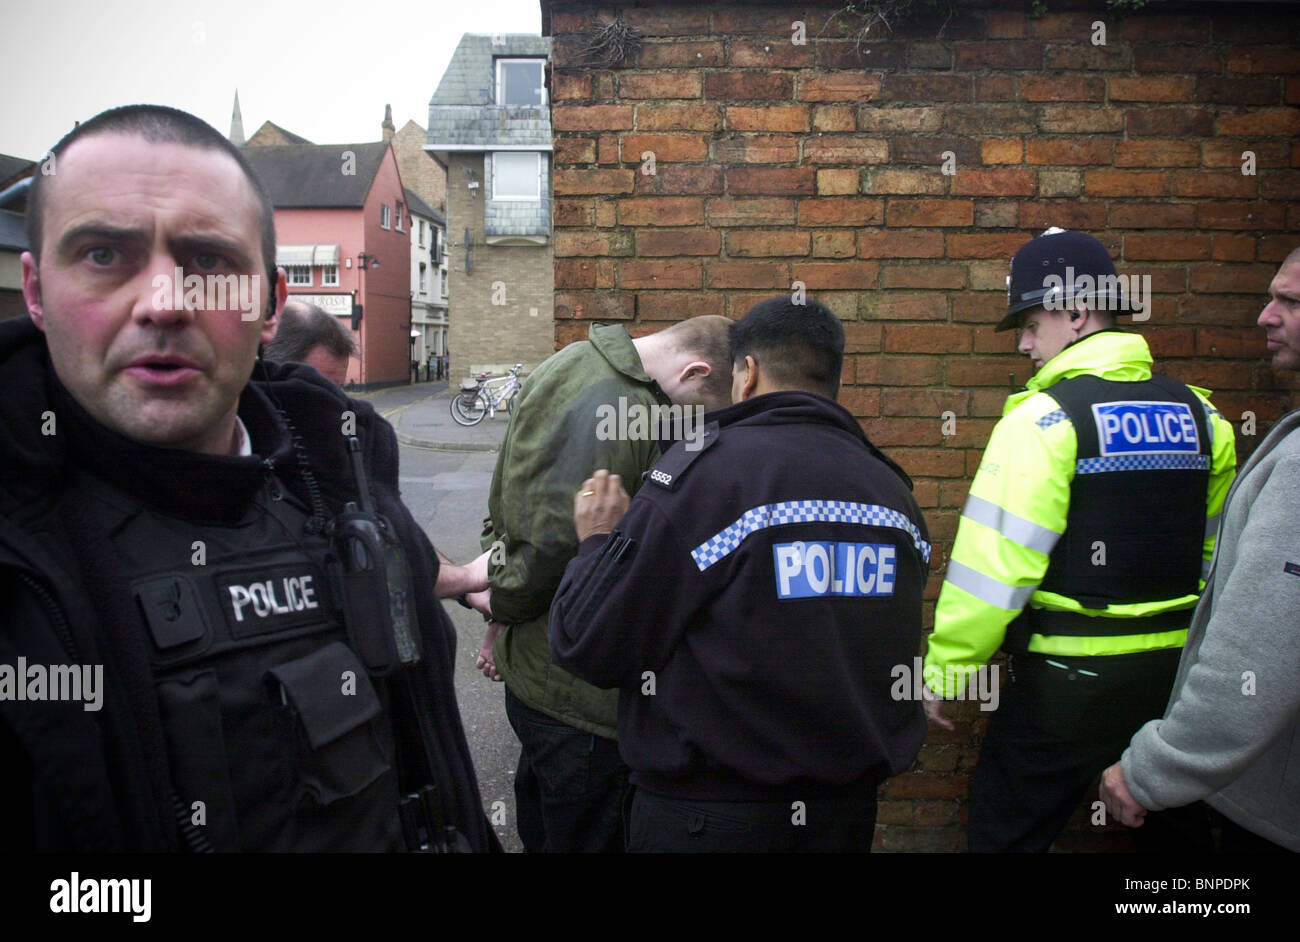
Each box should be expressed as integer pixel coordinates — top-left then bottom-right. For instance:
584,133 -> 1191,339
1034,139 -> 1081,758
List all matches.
475,318 -> 733,852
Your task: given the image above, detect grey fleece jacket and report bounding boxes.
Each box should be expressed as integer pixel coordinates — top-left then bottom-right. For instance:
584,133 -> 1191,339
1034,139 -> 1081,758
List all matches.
1122,409 -> 1300,851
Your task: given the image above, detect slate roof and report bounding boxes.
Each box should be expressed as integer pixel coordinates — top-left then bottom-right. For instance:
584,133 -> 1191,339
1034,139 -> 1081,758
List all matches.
403,187 -> 443,225
0,154 -> 34,188
0,209 -> 28,251
427,34 -> 552,150
248,121 -> 313,145
241,142 -> 389,208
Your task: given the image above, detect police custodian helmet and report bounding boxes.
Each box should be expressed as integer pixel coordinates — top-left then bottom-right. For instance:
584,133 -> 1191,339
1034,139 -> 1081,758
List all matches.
997,228 -> 1131,332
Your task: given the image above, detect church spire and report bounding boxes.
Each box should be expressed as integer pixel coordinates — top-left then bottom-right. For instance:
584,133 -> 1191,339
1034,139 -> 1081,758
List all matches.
230,90 -> 245,147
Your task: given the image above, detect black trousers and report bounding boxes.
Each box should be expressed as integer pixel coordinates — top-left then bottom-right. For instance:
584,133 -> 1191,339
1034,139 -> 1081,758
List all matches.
969,649 -> 1213,853
627,787 -> 879,853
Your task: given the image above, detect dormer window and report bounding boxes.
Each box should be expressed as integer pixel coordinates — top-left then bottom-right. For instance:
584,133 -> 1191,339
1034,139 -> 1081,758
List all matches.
497,58 -> 546,107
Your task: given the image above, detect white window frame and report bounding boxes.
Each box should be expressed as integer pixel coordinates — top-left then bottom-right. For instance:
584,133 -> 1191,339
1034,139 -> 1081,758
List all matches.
418,220 -> 425,248
381,204 -> 391,229
440,269 -> 448,299
419,262 -> 428,296
287,265 -> 312,286
492,152 -> 542,201
496,58 -> 547,107
395,201 -> 404,231
321,265 -> 339,287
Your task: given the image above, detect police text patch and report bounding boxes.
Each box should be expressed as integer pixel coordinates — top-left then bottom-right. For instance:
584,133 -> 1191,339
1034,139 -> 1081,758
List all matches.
773,541 -> 896,599
216,564 -> 325,638
1092,401 -> 1200,457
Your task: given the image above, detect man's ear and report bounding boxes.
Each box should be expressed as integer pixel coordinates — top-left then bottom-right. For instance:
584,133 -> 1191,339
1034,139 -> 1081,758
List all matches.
20,252 -> 44,329
677,357 -> 711,386
738,354 -> 760,402
260,267 -> 289,346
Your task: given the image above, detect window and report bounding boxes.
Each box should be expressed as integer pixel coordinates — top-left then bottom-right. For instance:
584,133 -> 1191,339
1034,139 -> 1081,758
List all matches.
440,269 -> 448,298
395,201 -> 404,231
493,152 -> 541,200
321,265 -> 339,287
381,204 -> 391,229
496,58 -> 546,107
418,220 -> 425,248
419,262 -> 428,295
287,265 -> 312,286
431,227 -> 440,263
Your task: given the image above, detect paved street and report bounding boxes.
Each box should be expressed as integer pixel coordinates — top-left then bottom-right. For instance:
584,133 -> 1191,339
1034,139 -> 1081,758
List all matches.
355,380 -> 522,851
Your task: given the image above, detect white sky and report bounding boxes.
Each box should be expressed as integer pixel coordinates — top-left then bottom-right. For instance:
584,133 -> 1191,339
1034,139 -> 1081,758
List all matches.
0,0 -> 544,160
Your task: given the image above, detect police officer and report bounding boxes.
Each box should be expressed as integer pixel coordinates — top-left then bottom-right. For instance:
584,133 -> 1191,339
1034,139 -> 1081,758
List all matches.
1,104 -> 496,852
548,298 -> 930,852
923,228 -> 1237,853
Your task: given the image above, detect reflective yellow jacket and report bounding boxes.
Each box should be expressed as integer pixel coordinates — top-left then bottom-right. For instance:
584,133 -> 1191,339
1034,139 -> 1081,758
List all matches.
924,332 -> 1237,697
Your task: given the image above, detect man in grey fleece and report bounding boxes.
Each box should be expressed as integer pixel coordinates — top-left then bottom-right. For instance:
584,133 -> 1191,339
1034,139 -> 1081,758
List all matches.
1100,250 -> 1300,852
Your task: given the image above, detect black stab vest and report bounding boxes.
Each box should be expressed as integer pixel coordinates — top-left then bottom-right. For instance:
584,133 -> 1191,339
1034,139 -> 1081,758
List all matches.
73,467 -> 405,852
1007,372 -> 1211,647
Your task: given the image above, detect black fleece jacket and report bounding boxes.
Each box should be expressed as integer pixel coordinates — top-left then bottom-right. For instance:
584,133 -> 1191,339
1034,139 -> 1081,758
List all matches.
0,315 -> 496,852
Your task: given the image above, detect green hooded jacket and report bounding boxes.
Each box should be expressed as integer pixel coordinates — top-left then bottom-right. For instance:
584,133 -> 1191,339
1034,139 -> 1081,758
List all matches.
482,324 -> 669,738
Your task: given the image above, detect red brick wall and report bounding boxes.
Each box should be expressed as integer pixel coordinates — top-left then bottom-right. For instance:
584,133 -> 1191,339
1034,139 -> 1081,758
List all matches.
543,0 -> 1300,851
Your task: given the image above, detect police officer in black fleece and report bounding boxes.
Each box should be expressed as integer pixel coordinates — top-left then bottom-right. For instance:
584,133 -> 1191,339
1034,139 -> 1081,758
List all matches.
549,297 -> 930,852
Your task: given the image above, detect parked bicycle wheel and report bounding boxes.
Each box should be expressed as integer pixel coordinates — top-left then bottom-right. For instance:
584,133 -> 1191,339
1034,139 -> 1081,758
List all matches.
450,389 -> 490,426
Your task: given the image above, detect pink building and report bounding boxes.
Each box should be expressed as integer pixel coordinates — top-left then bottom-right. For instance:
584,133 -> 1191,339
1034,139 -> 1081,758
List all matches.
243,141 -> 414,387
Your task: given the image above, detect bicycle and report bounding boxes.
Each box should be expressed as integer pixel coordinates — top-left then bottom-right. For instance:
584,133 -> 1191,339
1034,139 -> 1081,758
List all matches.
450,363 -> 524,426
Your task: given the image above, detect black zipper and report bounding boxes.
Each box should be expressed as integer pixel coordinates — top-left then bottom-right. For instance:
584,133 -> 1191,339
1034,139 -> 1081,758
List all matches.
15,570 -> 81,664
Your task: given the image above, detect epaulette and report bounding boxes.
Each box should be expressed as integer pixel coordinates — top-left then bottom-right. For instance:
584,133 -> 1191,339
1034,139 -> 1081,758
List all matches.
643,421 -> 720,490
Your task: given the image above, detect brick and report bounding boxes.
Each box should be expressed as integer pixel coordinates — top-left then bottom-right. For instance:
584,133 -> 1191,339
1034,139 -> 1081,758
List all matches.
635,165 -> 725,196
1291,77 -> 1300,105
986,10 -> 1026,39
705,261 -> 790,289
976,75 -> 1018,102
813,230 -> 856,259
884,74 -> 973,103
596,134 -> 619,165
552,105 -> 634,131
857,106 -> 944,133
907,42 -> 952,70
982,139 -> 1023,165
875,800 -> 913,826
1162,360 -> 1259,391
1038,106 -> 1124,134
1197,327 -> 1269,359
636,292 -> 724,319
729,167 -> 816,196
617,260 -> 701,290
891,138 -> 980,168
1145,327 -> 1198,359
1108,76 -> 1195,102
594,73 -> 616,99
1260,234 -> 1300,262
799,197 -> 886,228
817,169 -> 860,195
858,229 -> 945,259
621,7 -> 711,35
865,292 -> 949,322
839,384 -> 881,418
948,233 -> 1033,259
815,40 -> 904,72
1120,267 -> 1185,293
553,198 -> 593,228
1108,202 -> 1196,229
865,169 -> 944,195
706,197 -> 795,227
1188,263 -> 1279,294
791,261 -> 880,290
636,103 -> 723,131
710,9 -> 794,34
1228,47 -> 1300,74
595,259 -> 615,288
887,200 -> 974,228
1116,13 -> 1210,42
1043,43 -> 1133,71
1027,12 -> 1102,40
1021,75 -> 1105,102
1038,170 -> 1083,198
1202,140 -> 1290,169
1196,76 -> 1282,106
844,323 -> 884,355
856,357 -> 943,388
635,41 -> 724,69
1083,170 -> 1168,197
554,137 -> 596,165
859,417 -> 945,447
953,42 -> 1042,71
553,168 -> 635,196
951,169 -> 1037,197
886,447 -> 966,478
812,105 -> 857,132
881,388 -> 969,417
618,72 -> 701,100
553,230 -> 633,257
1134,44 -> 1223,73
948,356 -> 1029,386
1114,139 -> 1201,168
1214,17 -> 1300,44
945,104 -> 1037,136
798,73 -> 884,102
972,324 -> 1016,353
594,202 -> 616,227
881,265 -> 967,290
553,292 -> 635,321
968,261 -> 1011,292
726,230 -> 810,258
704,71 -> 794,101
1195,201 -> 1287,231
712,135 -> 800,164
620,134 -> 709,164
1171,171 -> 1259,199
636,230 -> 721,257
1124,234 -> 1211,261
804,136 -> 890,165
1212,234 -> 1259,263
1217,108 -> 1300,137
728,39 -> 814,68
1127,107 -> 1215,137
554,259 -> 596,289
1025,139 -> 1113,166
1019,201 -> 1107,231
617,197 -> 704,227
1263,171 -> 1300,201
725,105 -> 810,132
551,72 -> 593,102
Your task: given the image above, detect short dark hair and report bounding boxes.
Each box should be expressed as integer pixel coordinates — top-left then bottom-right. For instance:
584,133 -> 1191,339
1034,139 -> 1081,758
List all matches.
731,297 -> 845,399
265,300 -> 357,363
26,104 -> 277,288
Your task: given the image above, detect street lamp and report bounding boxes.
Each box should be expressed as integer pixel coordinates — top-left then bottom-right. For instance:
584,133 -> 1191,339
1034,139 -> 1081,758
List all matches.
357,253 -> 380,270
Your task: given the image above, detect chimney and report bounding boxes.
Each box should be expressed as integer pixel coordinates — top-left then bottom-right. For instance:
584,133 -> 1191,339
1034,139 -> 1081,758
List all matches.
382,104 -> 395,143
230,90 -> 245,147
